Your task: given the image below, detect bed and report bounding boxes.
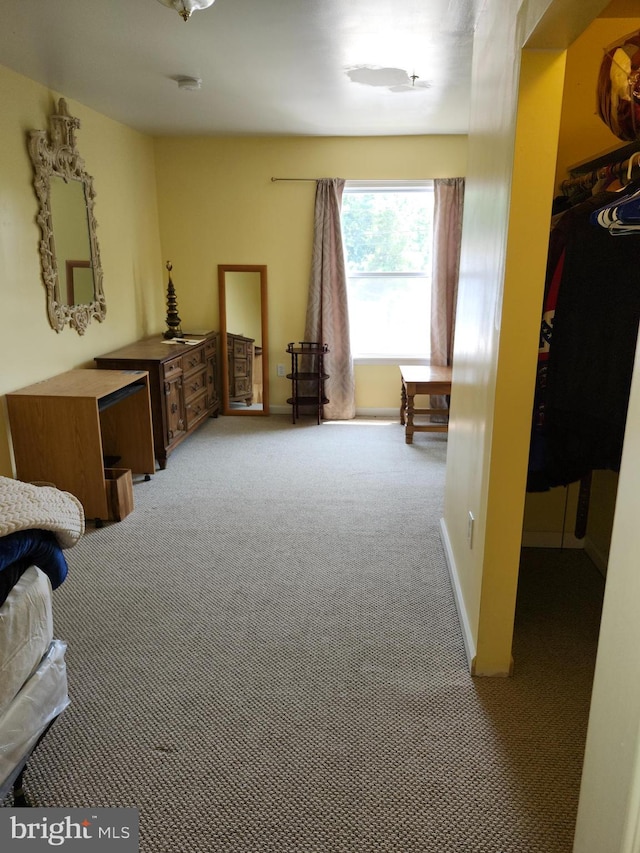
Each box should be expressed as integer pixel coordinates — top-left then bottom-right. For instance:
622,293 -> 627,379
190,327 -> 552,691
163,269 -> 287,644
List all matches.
0,477 -> 84,805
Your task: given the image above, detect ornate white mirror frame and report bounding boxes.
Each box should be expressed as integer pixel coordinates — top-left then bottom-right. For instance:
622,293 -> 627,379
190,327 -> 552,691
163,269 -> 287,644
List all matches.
28,98 -> 106,335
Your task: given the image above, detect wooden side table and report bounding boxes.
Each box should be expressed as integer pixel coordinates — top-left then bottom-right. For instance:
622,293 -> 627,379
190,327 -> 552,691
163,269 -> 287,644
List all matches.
286,342 -> 329,424
399,365 -> 452,444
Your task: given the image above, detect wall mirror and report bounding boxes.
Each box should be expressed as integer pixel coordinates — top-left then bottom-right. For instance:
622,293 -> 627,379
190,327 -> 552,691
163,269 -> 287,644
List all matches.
28,98 -> 106,335
218,265 -> 269,416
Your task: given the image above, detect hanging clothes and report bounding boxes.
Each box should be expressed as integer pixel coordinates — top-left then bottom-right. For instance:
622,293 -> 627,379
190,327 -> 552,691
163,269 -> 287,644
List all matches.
527,183 -> 640,491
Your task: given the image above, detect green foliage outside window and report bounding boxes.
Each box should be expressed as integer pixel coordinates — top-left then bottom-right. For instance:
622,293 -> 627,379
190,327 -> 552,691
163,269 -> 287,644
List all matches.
341,191 -> 432,274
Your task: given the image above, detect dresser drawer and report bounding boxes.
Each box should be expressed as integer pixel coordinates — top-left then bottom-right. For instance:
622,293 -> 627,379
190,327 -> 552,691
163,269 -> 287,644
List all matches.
232,339 -> 252,359
233,358 -> 248,379
183,366 -> 207,403
163,357 -> 183,380
183,346 -> 206,374
232,376 -> 251,396
185,389 -> 208,429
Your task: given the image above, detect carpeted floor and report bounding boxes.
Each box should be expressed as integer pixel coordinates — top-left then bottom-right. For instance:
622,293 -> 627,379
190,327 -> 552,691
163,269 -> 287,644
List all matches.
6,415 -> 604,852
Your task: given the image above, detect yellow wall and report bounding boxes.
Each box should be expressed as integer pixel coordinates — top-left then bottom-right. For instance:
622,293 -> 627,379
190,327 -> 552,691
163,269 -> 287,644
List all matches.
225,271 -> 263,345
477,47 -> 569,675
441,0 -> 569,675
353,364 -> 403,414
152,135 -> 467,411
555,16 -> 640,187
0,64 -> 164,477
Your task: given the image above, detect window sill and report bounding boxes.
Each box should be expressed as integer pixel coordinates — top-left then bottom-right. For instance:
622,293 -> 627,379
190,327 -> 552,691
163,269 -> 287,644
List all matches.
353,356 -> 430,366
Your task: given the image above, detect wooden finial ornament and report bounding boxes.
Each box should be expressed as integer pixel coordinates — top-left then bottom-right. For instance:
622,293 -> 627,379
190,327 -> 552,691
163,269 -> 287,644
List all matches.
163,260 -> 183,339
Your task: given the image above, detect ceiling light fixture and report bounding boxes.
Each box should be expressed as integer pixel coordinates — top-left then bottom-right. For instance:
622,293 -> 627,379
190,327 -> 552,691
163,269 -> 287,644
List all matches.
155,0 -> 216,22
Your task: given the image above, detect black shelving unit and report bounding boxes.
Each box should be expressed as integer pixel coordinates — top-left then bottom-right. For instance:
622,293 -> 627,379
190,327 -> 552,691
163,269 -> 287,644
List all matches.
286,342 -> 329,424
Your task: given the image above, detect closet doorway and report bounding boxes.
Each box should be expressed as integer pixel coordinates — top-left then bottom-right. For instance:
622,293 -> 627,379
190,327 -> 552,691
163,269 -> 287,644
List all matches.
521,5 -> 640,578
516,4 -> 640,850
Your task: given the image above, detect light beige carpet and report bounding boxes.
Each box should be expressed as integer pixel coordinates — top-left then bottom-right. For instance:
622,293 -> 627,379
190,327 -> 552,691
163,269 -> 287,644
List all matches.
8,415 -> 604,852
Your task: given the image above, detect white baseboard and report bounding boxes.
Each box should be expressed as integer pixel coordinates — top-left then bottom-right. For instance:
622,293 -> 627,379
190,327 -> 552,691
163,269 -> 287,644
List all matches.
439,517 -> 477,672
354,407 -> 398,418
521,530 -> 585,549
268,405 -> 399,419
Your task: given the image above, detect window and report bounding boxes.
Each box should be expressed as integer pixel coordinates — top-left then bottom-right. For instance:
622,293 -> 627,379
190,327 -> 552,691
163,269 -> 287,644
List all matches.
341,180 -> 434,361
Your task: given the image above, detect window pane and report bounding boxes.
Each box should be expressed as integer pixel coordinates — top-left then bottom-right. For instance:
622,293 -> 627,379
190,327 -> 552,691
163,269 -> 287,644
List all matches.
347,276 -> 431,357
342,191 -> 433,274
342,183 -> 433,358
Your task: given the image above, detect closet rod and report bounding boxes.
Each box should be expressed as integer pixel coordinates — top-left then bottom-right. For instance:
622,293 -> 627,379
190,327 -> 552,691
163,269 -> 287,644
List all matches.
271,177 -> 317,182
560,150 -> 640,195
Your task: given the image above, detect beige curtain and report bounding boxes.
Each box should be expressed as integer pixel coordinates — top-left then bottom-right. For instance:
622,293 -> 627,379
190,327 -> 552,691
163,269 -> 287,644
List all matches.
430,177 -> 465,412
304,178 -> 356,420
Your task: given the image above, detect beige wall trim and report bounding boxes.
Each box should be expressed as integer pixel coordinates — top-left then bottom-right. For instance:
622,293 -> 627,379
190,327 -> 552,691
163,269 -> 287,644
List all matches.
439,518 -> 477,671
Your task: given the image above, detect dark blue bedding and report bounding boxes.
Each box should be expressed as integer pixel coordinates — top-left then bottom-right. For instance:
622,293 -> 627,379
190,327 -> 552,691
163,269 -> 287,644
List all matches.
0,529 -> 68,606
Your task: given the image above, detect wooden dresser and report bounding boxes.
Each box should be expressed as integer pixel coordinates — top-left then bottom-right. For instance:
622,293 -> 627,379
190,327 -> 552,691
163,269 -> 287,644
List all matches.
226,333 -> 254,406
95,332 -> 219,469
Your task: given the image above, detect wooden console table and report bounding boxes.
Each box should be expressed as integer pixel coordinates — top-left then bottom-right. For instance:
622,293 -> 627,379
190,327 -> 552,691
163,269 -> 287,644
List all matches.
6,369 -> 155,523
399,365 -> 452,444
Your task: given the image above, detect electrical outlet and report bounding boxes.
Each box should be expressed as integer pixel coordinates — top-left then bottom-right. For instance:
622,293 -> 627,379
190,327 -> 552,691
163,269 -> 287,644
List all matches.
277,364 -> 286,377
467,511 -> 475,548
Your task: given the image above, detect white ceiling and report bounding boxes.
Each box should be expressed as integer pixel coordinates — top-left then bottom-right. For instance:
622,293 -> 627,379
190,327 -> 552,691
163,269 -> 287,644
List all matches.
0,0 -> 480,137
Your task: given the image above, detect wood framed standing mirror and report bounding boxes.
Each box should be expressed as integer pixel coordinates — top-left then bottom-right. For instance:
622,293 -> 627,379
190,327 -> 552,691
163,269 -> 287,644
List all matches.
218,265 -> 269,416
28,98 -> 106,335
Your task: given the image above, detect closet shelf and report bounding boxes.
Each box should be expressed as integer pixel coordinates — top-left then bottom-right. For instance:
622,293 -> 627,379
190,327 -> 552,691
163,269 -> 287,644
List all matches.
568,141 -> 640,177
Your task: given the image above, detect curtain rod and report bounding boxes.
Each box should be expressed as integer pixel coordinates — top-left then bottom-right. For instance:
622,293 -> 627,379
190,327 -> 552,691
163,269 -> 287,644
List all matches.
271,177 -> 317,182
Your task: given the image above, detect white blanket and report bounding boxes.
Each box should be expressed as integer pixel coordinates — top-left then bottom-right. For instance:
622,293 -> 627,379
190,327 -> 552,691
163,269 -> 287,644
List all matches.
0,476 -> 84,548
